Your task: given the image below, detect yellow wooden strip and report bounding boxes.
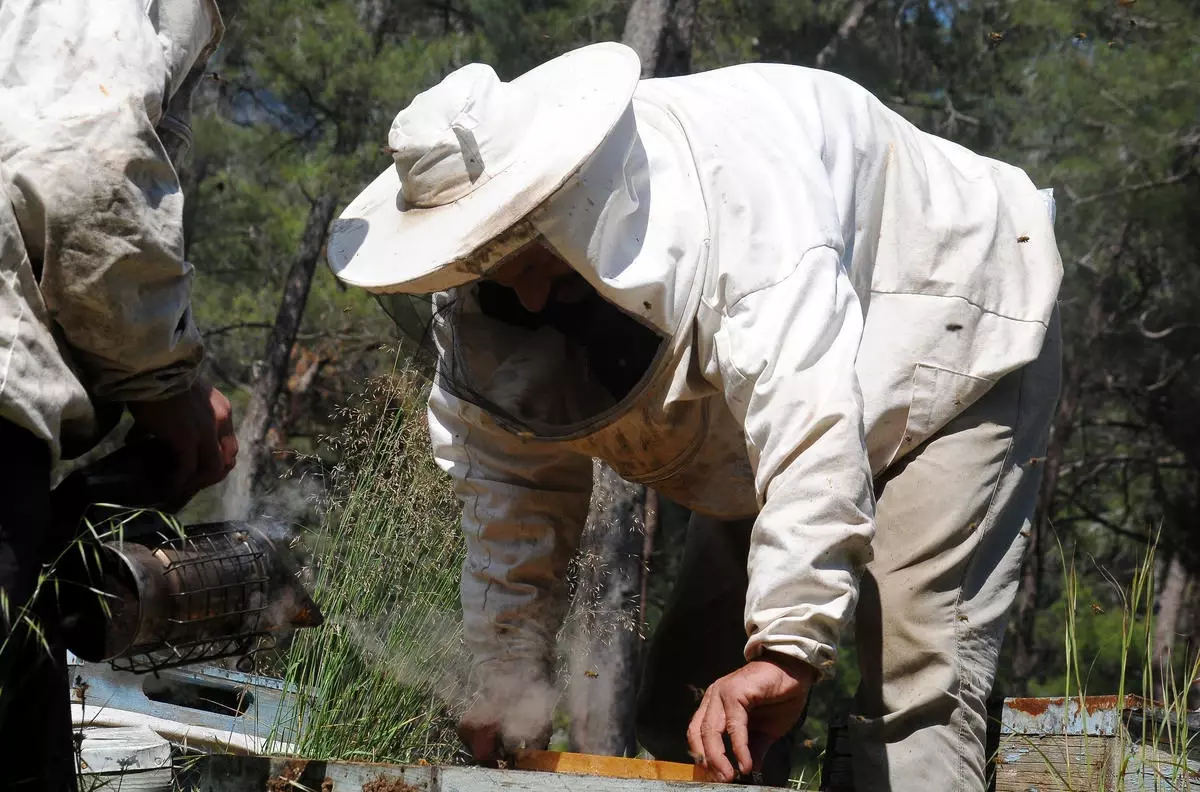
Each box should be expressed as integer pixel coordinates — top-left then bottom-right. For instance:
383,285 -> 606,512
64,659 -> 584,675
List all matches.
513,750 -> 716,782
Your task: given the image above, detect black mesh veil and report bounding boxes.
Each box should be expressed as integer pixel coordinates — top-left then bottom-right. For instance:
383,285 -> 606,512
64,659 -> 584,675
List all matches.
373,235 -> 665,440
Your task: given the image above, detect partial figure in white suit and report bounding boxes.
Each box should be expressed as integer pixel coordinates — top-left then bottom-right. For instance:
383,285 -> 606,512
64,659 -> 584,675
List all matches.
0,2 -> 237,786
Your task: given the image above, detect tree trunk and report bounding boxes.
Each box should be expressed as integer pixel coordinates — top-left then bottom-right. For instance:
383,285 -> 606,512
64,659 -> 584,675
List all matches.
1012,295 -> 1099,680
566,461 -> 648,756
639,488 -> 659,631
814,0 -> 878,69
561,0 -> 699,757
1152,553 -> 1191,702
622,0 -> 697,78
1011,352 -> 1080,678
224,193 -> 337,518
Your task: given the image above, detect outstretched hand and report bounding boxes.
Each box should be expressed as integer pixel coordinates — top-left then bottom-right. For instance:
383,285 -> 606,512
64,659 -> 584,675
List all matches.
127,378 -> 237,508
456,672 -> 558,764
686,653 -> 817,782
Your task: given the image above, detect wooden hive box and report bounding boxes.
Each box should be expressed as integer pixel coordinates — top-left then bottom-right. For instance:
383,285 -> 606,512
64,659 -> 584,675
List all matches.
996,695 -> 1199,792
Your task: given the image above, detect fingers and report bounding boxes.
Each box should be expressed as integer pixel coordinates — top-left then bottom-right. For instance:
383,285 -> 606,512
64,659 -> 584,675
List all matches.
207,384 -> 237,482
723,691 -> 753,776
176,381 -> 237,497
456,719 -> 501,762
686,692 -> 709,765
128,379 -> 239,509
701,694 -> 737,782
191,381 -> 225,490
166,422 -> 201,501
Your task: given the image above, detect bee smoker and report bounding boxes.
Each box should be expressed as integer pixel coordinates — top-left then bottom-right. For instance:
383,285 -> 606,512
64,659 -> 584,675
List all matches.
53,440 -> 324,674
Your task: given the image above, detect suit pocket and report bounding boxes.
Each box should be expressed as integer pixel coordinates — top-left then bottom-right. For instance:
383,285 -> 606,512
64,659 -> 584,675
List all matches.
886,364 -> 996,469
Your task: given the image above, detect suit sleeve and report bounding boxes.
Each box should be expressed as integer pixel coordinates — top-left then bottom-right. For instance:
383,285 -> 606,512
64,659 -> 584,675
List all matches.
427,382 -> 594,687
0,0 -> 203,403
712,244 -> 876,677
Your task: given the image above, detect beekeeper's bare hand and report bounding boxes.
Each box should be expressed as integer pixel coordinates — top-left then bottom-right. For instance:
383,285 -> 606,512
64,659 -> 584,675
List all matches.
128,379 -> 238,503
456,709 -> 504,763
686,653 -> 816,782
456,679 -> 555,764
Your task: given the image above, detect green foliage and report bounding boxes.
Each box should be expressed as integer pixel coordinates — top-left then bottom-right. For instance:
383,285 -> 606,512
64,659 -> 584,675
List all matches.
274,365 -> 467,762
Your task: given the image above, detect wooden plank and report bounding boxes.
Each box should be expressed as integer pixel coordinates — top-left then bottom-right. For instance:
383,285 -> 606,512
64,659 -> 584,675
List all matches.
994,734 -> 1117,792
78,726 -> 174,792
1119,712 -> 1200,792
1000,696 -> 1137,737
513,750 -> 715,782
179,755 -> 435,791
1120,741 -> 1200,791
182,755 -> 778,791
996,695 -> 1200,791
438,766 -> 776,791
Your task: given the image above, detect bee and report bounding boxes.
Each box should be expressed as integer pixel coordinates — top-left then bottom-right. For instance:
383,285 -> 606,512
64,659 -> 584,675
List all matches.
1091,603 -> 1105,615
988,31 -> 1006,43
1075,31 -> 1089,40
72,676 -> 90,703
1018,235 -> 1031,243
584,669 -> 599,679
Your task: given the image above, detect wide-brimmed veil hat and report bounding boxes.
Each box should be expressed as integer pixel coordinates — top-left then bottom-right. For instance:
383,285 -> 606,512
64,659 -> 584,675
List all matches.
327,42 -> 642,294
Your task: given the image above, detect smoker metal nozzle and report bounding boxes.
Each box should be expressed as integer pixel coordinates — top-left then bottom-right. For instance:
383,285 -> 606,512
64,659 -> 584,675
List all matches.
64,518 -> 324,674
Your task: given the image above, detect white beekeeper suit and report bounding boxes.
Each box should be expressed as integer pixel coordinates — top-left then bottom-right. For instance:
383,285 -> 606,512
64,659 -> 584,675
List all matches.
0,2 -> 222,787
0,0 -> 221,461
329,42 -> 1062,791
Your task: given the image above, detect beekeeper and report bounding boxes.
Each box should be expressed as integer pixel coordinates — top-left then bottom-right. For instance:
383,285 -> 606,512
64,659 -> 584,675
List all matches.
0,1 -> 237,787
328,42 -> 1062,791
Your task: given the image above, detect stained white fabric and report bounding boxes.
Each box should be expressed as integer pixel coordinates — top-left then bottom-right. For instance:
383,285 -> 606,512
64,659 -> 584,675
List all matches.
0,0 -> 221,459
388,64 -> 534,208
424,62 -> 1062,691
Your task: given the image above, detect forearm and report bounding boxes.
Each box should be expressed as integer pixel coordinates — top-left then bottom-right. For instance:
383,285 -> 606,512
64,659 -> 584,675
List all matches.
743,427 -> 874,676
428,385 -> 592,676
713,244 -> 876,677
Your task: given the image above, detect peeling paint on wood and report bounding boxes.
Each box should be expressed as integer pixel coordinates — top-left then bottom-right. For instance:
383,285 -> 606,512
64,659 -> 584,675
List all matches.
996,696 -> 1200,791
179,755 -> 780,791
1000,695 -> 1141,738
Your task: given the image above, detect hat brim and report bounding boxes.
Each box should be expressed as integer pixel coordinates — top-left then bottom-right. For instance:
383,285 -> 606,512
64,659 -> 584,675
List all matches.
327,42 -> 642,294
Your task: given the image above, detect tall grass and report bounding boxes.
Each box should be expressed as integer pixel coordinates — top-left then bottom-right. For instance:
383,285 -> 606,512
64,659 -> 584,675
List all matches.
271,364 -> 468,763
1046,532 -> 1199,791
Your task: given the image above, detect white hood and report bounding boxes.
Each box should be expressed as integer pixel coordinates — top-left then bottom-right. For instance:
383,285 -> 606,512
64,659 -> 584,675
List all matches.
529,101 -> 708,345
